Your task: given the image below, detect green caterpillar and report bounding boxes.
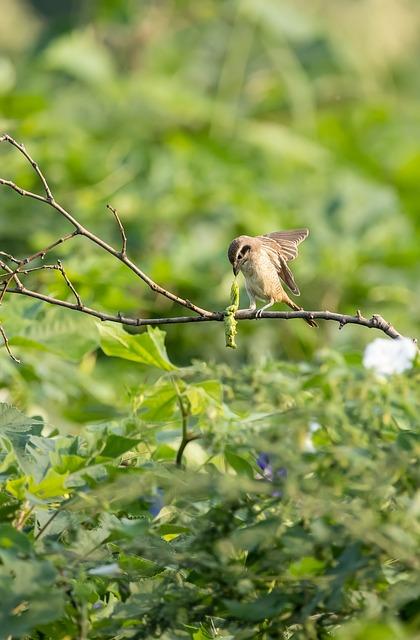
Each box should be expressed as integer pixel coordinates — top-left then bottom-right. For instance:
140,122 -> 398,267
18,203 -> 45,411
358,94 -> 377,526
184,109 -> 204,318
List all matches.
224,278 -> 240,349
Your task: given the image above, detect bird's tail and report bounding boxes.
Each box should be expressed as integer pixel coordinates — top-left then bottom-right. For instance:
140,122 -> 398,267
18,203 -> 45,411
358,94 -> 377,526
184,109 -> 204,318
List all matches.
284,296 -> 318,328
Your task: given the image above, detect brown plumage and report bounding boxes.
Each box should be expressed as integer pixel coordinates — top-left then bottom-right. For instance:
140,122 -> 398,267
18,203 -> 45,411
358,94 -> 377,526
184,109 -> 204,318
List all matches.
227,228 -> 317,327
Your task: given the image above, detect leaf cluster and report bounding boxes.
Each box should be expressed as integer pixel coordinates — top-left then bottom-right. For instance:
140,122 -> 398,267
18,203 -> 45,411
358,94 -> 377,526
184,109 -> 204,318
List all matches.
0,325 -> 418,639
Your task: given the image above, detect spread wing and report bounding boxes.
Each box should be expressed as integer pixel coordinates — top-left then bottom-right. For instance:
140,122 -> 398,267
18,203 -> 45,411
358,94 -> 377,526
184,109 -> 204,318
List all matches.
258,228 -> 309,295
260,228 -> 309,261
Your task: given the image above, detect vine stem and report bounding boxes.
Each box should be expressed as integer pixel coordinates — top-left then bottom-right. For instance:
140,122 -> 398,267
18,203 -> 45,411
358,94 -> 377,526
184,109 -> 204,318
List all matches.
173,378 -> 201,467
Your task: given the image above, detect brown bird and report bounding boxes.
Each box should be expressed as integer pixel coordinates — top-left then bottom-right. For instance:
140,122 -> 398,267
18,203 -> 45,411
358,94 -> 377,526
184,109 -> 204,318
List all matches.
227,228 -> 317,327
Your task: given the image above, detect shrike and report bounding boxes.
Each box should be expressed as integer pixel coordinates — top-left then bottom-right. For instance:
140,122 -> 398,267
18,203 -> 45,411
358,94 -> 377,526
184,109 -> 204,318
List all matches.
228,228 -> 317,327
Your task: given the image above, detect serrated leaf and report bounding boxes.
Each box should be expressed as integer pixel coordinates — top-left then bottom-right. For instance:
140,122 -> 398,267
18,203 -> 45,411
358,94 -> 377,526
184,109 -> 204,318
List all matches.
0,404 -> 44,475
28,468 -> 69,500
98,324 -> 176,370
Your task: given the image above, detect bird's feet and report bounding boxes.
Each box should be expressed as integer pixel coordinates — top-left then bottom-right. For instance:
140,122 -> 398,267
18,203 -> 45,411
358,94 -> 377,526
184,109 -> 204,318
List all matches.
255,309 -> 263,319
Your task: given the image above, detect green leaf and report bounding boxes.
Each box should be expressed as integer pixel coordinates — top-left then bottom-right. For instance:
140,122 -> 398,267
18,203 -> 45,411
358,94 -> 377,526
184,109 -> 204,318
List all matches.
140,382 -> 178,421
118,553 -> 163,578
224,447 -> 254,478
0,524 -> 32,560
98,324 -> 177,370
193,379 -> 223,403
100,434 -> 140,458
152,443 -> 176,461
224,591 -> 288,622
0,557 -> 64,637
5,477 -> 27,501
27,468 -> 69,500
289,556 -> 325,577
184,386 -> 209,415
0,404 -> 44,475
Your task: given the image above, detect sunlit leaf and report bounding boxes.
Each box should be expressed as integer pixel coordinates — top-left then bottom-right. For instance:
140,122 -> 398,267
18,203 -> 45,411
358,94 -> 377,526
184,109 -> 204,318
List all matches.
98,324 -> 177,370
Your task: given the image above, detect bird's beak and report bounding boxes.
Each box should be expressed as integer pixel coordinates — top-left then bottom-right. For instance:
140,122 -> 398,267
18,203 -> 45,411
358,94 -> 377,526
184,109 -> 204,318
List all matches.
233,263 -> 239,276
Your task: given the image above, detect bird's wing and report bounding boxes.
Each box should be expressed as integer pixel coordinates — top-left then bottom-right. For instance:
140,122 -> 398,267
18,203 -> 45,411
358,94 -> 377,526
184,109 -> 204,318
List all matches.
258,229 -> 310,295
259,228 -> 309,262
268,249 -> 300,295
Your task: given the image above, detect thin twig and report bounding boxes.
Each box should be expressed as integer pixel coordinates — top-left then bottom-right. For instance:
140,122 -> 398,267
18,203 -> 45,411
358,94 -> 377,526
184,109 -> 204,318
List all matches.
0,324 -> 20,363
20,231 -> 79,265
0,134 -> 53,200
175,383 -> 189,467
0,259 -> 23,289
0,251 -> 20,264
0,263 -> 58,280
56,260 -> 83,308
0,274 -> 15,304
107,203 -> 127,258
14,502 -> 35,530
34,506 -> 63,541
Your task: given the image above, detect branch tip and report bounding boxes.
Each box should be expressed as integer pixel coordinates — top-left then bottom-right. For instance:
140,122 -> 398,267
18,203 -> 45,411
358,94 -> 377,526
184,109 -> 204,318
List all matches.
0,325 -> 20,363
107,203 -> 127,257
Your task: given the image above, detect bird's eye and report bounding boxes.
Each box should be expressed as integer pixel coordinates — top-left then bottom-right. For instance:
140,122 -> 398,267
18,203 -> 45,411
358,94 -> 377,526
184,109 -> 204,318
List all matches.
238,245 -> 250,260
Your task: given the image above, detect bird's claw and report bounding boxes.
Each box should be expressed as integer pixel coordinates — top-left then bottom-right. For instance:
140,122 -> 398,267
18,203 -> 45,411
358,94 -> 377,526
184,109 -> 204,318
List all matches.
255,309 -> 263,319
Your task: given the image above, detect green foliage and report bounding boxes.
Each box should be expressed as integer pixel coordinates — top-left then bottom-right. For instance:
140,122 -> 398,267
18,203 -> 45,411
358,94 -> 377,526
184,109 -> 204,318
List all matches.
0,325 -> 418,638
1,2 -> 420,638
99,324 -> 176,370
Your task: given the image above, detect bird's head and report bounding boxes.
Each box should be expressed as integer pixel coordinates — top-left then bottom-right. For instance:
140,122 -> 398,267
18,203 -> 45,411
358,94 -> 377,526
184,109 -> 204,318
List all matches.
228,236 -> 253,276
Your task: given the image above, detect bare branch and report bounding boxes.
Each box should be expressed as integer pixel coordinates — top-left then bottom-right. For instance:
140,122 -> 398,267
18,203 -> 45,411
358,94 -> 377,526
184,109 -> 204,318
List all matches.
107,203 -> 127,258
1,264 -> 58,277
56,260 -> 83,308
4,285 -> 411,342
0,275 -> 15,304
20,231 -> 79,265
0,259 -> 23,290
0,324 -> 20,363
0,135 -> 211,317
0,251 -> 20,265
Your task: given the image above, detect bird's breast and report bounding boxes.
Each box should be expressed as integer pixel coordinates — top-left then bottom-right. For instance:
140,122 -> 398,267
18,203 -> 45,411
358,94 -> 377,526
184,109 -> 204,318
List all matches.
241,255 -> 283,301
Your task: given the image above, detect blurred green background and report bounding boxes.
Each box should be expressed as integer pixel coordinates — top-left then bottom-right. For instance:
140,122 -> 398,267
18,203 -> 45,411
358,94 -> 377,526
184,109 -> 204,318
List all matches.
0,5 -> 419,636
0,0 -> 419,365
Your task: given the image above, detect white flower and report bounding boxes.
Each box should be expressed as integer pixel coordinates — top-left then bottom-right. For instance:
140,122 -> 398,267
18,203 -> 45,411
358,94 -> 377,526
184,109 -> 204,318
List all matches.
304,421 -> 321,453
88,563 -> 121,576
363,337 -> 417,377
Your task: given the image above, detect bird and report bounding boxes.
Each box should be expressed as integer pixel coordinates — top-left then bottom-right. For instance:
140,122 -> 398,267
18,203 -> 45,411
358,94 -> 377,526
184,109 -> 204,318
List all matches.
227,228 -> 317,327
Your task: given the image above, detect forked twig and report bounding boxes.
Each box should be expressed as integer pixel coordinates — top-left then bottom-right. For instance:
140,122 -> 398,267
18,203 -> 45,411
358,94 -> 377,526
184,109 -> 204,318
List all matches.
56,260 -> 83,308
107,203 -> 127,258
